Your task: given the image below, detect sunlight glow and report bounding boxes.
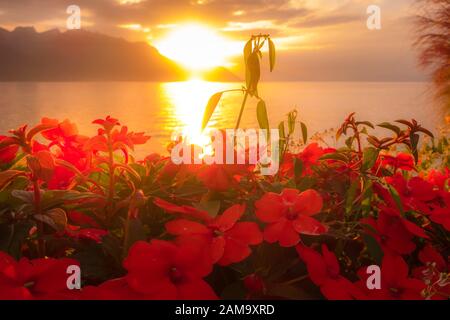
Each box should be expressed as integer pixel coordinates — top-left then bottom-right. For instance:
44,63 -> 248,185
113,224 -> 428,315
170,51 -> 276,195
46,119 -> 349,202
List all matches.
161,79 -> 232,151
153,24 -> 240,71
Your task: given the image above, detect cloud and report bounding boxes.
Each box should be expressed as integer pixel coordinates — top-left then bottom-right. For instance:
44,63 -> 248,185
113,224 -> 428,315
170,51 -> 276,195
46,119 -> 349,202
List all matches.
0,0 -> 426,81
291,14 -> 361,28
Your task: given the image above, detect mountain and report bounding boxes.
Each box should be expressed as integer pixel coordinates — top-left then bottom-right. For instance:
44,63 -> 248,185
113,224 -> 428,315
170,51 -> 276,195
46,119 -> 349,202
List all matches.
202,67 -> 241,82
0,27 -> 190,81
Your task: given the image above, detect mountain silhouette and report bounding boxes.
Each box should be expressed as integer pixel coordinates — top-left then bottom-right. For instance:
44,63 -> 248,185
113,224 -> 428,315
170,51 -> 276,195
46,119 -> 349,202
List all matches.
0,27 -> 192,81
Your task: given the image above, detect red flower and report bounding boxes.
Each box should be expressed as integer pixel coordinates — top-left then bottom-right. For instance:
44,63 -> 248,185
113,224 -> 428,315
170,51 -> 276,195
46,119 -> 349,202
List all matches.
0,251 -> 79,300
381,153 -> 415,171
296,244 -> 366,300
413,245 -> 449,300
361,206 -> 428,255
429,206 -> 450,231
418,245 -> 448,271
40,118 -> 78,142
87,118 -> 150,162
80,278 -> 143,300
428,191 -> 450,231
92,116 -> 120,132
381,174 -> 437,214
358,254 -> 426,300
110,126 -> 151,150
197,163 -> 252,192
65,225 -> 108,243
298,143 -> 328,169
424,168 -> 449,190
165,204 -> 263,266
0,135 -> 19,164
123,240 -> 217,299
154,197 -> 210,221
255,189 -> 326,247
64,211 -> 107,243
281,143 -> 334,177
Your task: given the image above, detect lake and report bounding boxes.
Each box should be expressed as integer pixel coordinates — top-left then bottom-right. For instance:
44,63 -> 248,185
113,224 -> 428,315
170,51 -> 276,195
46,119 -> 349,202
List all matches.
0,81 -> 444,155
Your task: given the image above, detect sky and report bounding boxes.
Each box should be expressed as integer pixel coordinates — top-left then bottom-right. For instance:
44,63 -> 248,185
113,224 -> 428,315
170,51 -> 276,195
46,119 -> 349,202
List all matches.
0,0 -> 428,81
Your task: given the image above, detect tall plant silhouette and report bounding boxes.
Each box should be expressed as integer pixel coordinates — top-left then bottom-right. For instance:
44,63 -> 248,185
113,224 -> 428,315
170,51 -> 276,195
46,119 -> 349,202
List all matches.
414,0 -> 450,109
201,34 -> 276,132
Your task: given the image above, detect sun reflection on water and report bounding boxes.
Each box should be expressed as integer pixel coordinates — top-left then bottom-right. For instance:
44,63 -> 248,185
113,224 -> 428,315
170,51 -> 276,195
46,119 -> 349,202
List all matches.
160,79 -> 235,149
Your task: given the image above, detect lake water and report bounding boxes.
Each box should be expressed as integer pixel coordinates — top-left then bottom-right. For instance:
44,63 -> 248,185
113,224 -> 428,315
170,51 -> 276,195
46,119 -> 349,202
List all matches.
0,81 -> 445,155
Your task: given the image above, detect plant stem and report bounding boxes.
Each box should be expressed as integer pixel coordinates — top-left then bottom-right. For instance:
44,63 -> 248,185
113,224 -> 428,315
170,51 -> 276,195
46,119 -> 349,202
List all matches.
107,133 -> 115,224
235,90 -> 249,130
33,179 -> 45,257
279,274 -> 309,286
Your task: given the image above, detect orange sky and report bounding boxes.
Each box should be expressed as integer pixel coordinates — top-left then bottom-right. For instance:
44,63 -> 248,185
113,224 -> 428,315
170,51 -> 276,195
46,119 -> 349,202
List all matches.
0,0 -> 427,81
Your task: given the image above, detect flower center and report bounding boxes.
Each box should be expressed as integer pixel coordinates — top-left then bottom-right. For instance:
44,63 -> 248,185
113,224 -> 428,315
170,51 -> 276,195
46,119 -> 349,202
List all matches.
169,267 -> 183,284
286,207 -> 298,220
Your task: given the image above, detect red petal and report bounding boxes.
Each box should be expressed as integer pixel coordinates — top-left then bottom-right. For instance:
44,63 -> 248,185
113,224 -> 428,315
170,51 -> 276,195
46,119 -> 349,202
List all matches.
381,254 -> 409,288
210,236 -> 225,263
401,219 -> 429,239
255,192 -> 285,223
165,219 -> 210,236
218,240 -> 251,266
225,222 -> 263,245
214,204 -> 245,231
321,244 -> 340,277
296,244 -> 328,286
293,189 -> 323,216
154,198 -> 188,214
292,215 -> 327,235
264,219 -> 299,247
177,279 -> 218,300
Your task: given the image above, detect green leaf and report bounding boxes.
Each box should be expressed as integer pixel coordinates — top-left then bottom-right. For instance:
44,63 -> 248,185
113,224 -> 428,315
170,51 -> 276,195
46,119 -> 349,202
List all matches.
362,233 -> 383,264
300,122 -> 308,143
11,190 -> 34,204
26,124 -> 57,142
345,136 -> 354,149
0,170 -> 24,191
268,38 -> 276,72
388,185 -> 404,213
278,121 -> 285,140
287,110 -> 297,135
377,122 -> 401,135
294,158 -> 303,180
361,147 -> 379,172
355,121 -> 375,129
0,221 -> 34,259
243,39 -> 252,63
45,208 -> 67,231
201,92 -> 222,130
123,218 -> 147,255
345,180 -> 359,215
247,51 -> 260,95
194,200 -> 221,218
256,100 -> 270,137
244,39 -> 253,90
416,127 -> 434,138
410,133 -> 420,164
320,152 -> 348,162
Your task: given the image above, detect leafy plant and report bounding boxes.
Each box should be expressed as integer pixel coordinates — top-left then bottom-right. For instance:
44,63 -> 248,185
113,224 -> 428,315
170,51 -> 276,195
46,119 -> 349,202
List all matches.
201,34 -> 276,131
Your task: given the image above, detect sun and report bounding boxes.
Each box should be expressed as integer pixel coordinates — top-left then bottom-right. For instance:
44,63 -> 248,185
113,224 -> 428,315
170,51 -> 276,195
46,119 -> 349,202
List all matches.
153,24 -> 238,71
